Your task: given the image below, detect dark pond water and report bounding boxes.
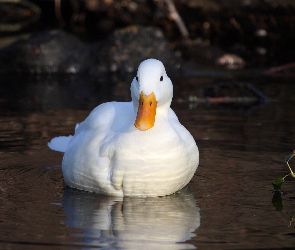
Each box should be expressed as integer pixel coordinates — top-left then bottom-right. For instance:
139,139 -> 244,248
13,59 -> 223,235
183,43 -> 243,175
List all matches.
0,72 -> 295,249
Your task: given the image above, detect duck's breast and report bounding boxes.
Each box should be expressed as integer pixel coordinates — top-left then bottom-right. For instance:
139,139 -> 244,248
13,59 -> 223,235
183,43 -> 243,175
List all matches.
110,115 -> 199,196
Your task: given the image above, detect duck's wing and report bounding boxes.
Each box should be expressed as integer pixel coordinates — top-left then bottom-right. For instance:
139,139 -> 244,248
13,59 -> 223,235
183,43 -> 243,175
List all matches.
48,101 -> 134,153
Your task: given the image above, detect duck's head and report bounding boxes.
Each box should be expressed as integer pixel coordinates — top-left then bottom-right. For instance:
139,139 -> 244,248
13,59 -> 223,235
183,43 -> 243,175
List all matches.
131,58 -> 173,131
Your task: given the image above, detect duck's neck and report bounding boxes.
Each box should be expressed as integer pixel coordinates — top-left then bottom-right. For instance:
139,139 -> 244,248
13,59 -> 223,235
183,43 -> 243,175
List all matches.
156,100 -> 172,117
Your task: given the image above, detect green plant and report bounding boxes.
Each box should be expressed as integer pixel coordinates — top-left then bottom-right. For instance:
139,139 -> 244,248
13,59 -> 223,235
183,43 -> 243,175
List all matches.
272,150 -> 295,192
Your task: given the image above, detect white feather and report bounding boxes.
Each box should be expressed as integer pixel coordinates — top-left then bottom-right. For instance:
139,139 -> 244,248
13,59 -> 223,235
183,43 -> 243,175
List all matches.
48,58 -> 199,197
48,135 -> 73,153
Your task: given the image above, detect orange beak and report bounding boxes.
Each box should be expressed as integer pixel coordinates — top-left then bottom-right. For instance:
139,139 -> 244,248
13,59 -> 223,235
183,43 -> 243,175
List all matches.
134,91 -> 157,131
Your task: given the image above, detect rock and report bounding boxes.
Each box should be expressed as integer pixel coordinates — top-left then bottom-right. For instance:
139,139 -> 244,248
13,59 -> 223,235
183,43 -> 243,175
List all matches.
0,26 -> 180,76
92,25 -> 181,76
0,29 -> 94,74
215,53 -> 245,70
180,41 -> 245,70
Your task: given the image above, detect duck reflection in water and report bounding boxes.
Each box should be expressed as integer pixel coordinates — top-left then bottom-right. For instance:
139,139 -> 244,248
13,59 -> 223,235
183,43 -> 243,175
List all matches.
62,187 -> 200,249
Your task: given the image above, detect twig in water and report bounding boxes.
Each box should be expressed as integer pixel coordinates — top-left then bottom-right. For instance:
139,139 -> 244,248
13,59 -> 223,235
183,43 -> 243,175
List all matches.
263,62 -> 295,76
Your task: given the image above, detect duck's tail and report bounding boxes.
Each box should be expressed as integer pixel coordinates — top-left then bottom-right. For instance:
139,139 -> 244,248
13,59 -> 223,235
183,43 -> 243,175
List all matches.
48,135 -> 73,153
48,123 -> 81,153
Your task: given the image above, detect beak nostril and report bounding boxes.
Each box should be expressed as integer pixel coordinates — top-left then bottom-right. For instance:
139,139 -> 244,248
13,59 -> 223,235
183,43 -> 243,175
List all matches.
134,91 -> 157,131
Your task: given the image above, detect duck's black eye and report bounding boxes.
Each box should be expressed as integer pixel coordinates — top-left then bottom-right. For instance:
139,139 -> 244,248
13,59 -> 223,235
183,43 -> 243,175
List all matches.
160,76 -> 163,81
136,76 -> 139,81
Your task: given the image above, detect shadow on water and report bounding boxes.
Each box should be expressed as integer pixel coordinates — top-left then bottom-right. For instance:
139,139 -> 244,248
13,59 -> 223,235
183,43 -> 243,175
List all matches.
0,72 -> 295,249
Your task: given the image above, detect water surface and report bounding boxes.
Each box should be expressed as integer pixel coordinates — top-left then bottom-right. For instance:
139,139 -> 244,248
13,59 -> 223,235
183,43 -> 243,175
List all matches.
0,74 -> 295,249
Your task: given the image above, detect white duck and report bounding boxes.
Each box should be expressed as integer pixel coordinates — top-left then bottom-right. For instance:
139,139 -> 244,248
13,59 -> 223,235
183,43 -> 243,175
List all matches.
48,58 -> 199,197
